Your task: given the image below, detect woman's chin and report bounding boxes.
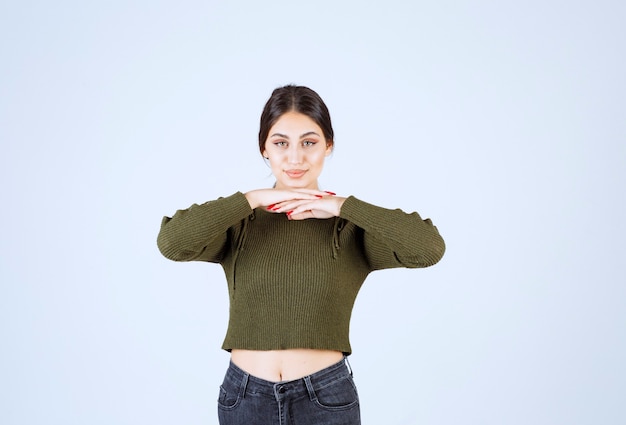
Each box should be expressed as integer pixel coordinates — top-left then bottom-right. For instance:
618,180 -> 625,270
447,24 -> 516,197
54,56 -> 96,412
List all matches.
275,178 -> 319,191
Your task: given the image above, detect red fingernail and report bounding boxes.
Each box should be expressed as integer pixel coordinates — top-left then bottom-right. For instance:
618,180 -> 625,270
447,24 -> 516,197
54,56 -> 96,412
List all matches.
325,191 -> 336,196
287,210 -> 293,215
267,204 -> 276,210
315,195 -> 323,198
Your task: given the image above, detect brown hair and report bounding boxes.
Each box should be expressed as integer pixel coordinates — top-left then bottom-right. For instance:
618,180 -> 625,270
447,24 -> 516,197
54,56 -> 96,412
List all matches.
258,85 -> 334,155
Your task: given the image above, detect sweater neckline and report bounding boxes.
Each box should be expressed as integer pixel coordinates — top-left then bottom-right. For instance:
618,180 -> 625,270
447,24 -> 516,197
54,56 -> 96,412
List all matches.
254,207 -> 334,222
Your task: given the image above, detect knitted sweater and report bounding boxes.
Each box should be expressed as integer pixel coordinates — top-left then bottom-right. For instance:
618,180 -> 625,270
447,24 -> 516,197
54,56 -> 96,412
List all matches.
157,192 -> 445,354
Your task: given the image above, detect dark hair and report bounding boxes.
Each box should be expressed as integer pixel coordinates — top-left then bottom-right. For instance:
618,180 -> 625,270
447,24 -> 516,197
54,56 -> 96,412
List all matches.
258,85 -> 334,155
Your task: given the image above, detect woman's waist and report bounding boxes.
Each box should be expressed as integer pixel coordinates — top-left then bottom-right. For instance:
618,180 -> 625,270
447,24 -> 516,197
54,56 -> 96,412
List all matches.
230,348 -> 344,382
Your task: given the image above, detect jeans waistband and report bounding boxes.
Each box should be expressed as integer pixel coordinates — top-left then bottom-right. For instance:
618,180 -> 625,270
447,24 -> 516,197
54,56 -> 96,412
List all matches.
224,356 -> 352,400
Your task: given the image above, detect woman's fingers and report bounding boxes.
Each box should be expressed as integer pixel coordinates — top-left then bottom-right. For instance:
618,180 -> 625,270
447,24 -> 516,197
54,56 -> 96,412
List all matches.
256,189 -> 339,217
283,197 -> 345,219
290,188 -> 334,196
288,210 -> 335,220
269,190 -> 325,204
247,189 -> 331,209
287,210 -> 314,220
267,199 -> 311,212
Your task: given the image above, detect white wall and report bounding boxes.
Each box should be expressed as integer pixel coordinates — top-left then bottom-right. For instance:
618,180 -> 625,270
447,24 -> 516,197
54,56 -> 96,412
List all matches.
1,1 -> 624,424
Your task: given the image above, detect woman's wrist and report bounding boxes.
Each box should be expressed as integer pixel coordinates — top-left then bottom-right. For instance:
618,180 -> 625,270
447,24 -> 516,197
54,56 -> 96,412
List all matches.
244,191 -> 260,209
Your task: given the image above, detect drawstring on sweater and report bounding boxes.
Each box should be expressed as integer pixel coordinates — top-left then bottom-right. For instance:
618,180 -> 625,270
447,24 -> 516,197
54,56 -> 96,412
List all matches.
332,217 -> 345,259
236,212 -> 253,253
236,211 -> 343,259
230,212 -> 254,298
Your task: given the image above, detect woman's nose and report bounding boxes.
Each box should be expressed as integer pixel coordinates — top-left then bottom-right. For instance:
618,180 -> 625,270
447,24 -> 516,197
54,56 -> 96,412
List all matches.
287,146 -> 302,164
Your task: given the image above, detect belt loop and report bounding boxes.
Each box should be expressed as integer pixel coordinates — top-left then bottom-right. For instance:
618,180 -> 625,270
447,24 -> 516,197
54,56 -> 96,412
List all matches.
344,355 -> 353,377
303,376 -> 317,402
240,372 -> 249,399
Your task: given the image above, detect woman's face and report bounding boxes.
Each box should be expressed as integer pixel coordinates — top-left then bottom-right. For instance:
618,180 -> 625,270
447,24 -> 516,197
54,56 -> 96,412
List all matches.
263,111 -> 332,190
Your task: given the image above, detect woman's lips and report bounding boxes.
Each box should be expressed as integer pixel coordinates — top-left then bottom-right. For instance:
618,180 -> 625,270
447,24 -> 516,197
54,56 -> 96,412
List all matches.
285,169 -> 306,178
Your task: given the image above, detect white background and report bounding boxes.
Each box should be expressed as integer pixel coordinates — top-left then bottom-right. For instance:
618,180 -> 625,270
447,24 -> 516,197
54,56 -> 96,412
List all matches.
1,1 -> 624,424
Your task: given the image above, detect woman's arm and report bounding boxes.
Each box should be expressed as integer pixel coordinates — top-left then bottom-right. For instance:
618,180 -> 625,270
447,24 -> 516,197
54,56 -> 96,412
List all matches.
157,189 -> 328,262
270,193 -> 445,270
157,192 -> 253,262
339,196 -> 445,270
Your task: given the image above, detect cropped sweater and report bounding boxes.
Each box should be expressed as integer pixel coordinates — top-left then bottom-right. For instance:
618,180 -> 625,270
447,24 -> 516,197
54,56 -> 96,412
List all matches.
157,192 -> 445,354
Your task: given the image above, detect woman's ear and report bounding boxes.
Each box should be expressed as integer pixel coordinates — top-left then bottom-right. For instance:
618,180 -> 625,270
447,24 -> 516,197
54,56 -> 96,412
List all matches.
325,141 -> 334,156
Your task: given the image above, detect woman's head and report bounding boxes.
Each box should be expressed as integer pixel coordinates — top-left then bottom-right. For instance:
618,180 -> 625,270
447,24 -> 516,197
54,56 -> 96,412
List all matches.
259,85 -> 335,190
258,85 -> 334,155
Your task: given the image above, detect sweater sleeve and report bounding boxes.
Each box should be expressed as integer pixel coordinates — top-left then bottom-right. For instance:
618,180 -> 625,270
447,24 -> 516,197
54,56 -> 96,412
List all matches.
157,192 -> 253,262
339,196 -> 445,270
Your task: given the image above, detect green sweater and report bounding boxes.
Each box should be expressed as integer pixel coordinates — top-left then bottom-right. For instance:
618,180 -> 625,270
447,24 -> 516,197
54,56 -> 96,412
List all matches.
157,192 -> 445,354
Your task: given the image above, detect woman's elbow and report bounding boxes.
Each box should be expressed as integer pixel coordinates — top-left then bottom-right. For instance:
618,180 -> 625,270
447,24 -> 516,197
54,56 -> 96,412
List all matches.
157,232 -> 177,261
157,229 -> 192,262
426,236 -> 446,267
403,235 -> 446,268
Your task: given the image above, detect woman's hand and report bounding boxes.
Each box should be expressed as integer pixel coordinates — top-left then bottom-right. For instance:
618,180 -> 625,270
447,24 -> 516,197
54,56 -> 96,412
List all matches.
270,194 -> 346,220
244,189 -> 345,220
244,189 -> 327,210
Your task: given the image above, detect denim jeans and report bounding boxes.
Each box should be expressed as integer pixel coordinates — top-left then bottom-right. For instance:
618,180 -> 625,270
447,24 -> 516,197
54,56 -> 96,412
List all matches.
217,357 -> 361,425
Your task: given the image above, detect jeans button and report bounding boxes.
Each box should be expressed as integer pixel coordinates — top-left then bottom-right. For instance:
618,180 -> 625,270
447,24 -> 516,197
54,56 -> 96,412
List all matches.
278,386 -> 286,394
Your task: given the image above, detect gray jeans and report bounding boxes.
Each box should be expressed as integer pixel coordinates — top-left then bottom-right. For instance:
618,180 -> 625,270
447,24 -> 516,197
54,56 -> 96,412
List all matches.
217,357 -> 361,425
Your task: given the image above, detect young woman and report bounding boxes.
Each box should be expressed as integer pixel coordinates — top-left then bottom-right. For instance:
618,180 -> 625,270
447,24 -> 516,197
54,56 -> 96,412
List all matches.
157,85 -> 445,425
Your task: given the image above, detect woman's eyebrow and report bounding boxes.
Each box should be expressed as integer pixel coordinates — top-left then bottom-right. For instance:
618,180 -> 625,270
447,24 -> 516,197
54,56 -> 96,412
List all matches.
269,131 -> 321,139
299,131 -> 320,139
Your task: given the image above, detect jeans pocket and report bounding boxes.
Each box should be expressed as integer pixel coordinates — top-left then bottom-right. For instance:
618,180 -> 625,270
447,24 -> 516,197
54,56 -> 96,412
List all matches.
217,380 -> 242,410
313,375 -> 360,411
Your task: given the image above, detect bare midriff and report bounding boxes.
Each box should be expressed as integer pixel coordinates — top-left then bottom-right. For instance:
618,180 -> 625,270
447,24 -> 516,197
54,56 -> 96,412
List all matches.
230,348 -> 344,382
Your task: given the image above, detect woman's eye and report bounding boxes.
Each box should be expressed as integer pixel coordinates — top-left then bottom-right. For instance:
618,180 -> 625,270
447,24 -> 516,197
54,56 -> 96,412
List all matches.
303,140 -> 317,147
274,141 -> 287,147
